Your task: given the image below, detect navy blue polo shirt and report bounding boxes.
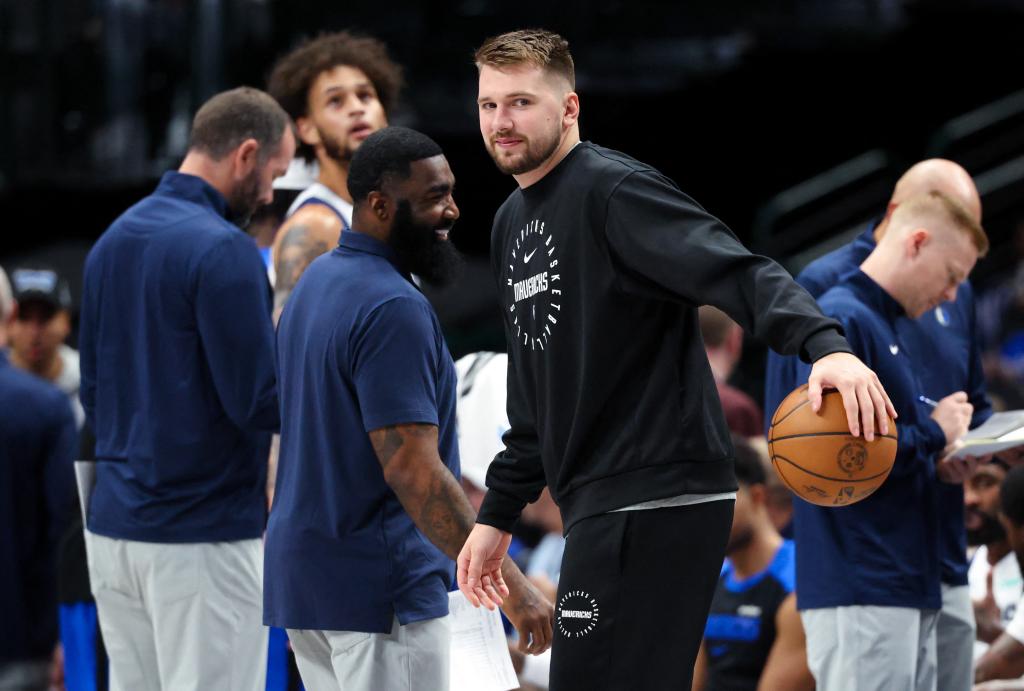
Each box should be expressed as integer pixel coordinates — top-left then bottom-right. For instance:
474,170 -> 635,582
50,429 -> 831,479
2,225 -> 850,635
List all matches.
265,229 -> 460,633
79,171 -> 278,543
794,270 -> 948,610
0,351 -> 76,662
764,223 -> 992,586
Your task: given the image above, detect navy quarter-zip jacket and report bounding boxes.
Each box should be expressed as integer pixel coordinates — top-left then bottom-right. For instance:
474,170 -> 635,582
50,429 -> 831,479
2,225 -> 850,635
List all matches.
80,171 -> 278,543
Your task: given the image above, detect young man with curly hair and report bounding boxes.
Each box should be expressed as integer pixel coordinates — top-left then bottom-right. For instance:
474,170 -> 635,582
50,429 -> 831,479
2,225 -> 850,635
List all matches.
267,31 -> 402,319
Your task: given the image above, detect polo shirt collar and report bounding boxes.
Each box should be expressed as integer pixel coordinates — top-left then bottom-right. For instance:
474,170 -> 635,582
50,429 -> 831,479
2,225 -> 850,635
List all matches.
155,171 -> 231,220
340,229 -> 402,268
844,268 -> 906,322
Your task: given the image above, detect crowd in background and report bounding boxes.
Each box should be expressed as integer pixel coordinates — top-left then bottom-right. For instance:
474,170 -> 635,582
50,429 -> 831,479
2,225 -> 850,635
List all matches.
4,22 -> 1024,691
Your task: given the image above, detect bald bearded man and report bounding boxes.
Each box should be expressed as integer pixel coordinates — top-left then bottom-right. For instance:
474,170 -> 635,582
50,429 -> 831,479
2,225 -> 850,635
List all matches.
764,159 -> 991,691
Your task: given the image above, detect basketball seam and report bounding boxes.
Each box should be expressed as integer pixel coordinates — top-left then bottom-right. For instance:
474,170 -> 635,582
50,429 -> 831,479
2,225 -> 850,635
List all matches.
770,432 -> 898,442
772,459 -> 803,496
772,454 -> 891,483
771,397 -> 811,428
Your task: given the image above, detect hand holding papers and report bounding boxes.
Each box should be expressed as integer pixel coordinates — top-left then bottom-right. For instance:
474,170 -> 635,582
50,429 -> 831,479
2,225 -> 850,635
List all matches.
448,591 -> 519,691
944,410 -> 1024,461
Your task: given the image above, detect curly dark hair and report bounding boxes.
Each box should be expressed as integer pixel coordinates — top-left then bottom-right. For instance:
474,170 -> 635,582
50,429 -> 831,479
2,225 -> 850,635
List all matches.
267,31 -> 404,163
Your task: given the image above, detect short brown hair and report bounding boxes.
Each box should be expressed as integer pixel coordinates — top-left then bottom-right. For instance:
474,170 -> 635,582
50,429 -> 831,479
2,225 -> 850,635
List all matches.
267,32 -> 403,163
895,190 -> 989,256
474,29 -> 575,89
188,87 -> 290,162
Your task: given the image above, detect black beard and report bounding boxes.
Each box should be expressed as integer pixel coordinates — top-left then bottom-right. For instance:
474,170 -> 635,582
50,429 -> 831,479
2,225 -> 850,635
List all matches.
389,200 -> 463,287
967,510 -> 1007,546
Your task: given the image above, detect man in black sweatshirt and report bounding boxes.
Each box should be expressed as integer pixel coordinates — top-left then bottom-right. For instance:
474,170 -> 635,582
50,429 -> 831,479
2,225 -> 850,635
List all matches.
456,29 -> 898,691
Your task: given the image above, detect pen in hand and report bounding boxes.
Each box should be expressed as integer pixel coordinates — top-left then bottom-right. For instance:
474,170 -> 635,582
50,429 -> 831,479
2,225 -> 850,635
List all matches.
918,395 -> 939,408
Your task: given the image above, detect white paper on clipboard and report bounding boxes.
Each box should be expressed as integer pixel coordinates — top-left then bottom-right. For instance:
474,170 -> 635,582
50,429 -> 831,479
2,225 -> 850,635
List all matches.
448,590 -> 519,691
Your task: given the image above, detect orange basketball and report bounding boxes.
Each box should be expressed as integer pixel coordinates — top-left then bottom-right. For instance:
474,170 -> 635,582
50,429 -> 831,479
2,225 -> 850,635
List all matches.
767,384 -> 898,507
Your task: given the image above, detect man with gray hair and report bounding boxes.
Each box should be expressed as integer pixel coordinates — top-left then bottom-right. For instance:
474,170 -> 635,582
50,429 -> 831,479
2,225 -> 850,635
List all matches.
79,87 -> 295,690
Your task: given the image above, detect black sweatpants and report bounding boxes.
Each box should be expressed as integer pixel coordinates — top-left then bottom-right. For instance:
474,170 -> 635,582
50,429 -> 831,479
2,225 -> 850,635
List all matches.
549,499 -> 734,691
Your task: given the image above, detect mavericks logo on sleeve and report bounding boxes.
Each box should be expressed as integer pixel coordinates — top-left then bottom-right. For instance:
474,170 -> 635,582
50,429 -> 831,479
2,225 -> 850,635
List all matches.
506,219 -> 562,351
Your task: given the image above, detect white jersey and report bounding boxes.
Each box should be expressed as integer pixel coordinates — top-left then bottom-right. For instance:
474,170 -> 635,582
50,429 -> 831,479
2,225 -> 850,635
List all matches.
269,183 -> 354,286
454,352 -> 509,489
285,182 -> 354,226
969,544 -> 1023,658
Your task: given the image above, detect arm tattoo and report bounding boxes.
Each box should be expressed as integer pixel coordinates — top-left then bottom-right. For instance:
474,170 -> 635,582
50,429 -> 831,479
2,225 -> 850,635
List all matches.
417,467 -> 477,557
370,426 -> 406,470
273,224 -> 332,315
369,423 -> 477,560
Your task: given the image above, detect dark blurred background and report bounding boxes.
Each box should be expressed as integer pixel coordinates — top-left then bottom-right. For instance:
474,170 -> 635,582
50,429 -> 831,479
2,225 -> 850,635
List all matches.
4,0 -> 1024,402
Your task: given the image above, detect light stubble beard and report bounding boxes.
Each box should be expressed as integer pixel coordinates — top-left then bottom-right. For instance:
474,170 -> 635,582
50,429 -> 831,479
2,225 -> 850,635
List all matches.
487,126 -> 561,176
319,126 -> 356,164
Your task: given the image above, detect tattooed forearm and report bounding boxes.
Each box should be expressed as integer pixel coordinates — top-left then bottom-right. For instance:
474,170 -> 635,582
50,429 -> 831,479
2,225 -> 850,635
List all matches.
370,426 -> 405,469
417,470 -> 478,557
273,224 -> 333,317
368,423 -> 478,560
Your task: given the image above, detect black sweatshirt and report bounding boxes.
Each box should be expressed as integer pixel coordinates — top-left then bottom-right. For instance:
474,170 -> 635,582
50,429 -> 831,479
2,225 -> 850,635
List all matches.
476,142 -> 852,535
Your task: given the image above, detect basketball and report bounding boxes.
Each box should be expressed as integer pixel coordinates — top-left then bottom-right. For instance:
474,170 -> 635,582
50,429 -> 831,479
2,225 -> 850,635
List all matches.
768,384 -> 898,507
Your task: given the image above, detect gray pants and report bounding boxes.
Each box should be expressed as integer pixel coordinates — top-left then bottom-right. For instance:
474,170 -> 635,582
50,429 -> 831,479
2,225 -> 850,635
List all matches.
802,606 -> 939,691
288,615 -> 450,691
86,532 -> 267,691
937,584 -> 975,691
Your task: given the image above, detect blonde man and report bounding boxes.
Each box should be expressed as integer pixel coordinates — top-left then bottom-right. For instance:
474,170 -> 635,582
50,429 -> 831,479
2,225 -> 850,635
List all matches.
794,192 -> 987,691
457,28 -> 896,690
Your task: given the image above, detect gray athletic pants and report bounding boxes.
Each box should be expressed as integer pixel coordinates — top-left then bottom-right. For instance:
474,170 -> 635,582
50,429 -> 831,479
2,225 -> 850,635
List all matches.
288,614 -> 449,691
802,605 -> 940,691
85,532 -> 266,691
936,584 -> 975,691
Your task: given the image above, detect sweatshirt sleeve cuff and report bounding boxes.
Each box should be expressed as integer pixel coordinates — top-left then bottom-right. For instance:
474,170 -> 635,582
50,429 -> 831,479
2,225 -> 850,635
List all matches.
922,418 -> 948,457
476,489 -> 527,533
801,327 -> 853,363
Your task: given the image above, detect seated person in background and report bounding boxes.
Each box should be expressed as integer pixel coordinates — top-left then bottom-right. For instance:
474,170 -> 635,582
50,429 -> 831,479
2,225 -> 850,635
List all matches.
693,437 -> 813,691
699,306 -> 763,438
968,460 -> 1022,660
976,466 -> 1024,686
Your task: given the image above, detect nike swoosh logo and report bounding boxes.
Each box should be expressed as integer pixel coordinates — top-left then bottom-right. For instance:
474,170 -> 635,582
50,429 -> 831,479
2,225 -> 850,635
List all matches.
524,248 -> 537,263
889,344 -> 899,355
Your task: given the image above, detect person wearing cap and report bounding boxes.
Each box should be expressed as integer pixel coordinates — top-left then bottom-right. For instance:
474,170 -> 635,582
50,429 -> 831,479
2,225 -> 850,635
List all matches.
7,265 -> 107,691
0,265 -> 78,691
6,266 -> 82,427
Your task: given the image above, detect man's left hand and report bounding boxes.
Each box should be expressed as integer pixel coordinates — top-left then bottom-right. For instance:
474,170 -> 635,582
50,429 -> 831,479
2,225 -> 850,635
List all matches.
808,352 -> 897,441
936,447 -> 979,484
501,575 -> 554,655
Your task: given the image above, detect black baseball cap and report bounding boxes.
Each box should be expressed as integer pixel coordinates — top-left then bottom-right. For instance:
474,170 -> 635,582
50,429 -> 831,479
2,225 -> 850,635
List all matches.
10,267 -> 72,314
